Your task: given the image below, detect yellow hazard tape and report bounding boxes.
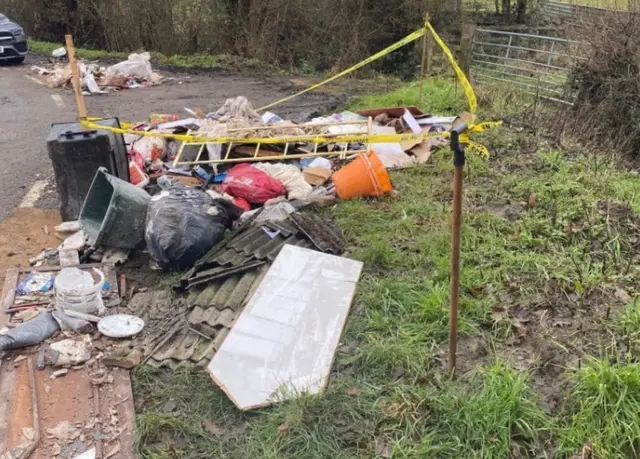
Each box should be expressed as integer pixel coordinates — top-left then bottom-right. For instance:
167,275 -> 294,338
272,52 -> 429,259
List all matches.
425,21 -> 477,114
86,116 -> 133,130
81,118 -> 444,144
258,20 -> 478,114
80,118 -> 501,154
470,121 -> 502,132
257,27 -> 428,112
78,19 -> 501,158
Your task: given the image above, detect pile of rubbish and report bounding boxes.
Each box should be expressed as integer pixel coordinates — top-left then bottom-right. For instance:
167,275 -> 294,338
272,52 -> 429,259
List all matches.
31,51 -> 163,94
0,94 -> 460,430
118,96 -> 458,202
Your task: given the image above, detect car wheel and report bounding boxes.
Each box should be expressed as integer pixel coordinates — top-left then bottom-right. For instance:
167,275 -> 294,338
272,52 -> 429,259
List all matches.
11,57 -> 25,64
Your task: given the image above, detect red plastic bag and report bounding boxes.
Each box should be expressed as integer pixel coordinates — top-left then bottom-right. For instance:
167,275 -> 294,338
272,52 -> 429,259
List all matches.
232,197 -> 251,212
222,164 -> 286,204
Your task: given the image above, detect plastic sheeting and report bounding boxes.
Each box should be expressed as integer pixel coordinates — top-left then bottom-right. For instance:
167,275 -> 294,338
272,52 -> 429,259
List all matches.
208,96 -> 261,122
0,312 -> 60,351
105,52 -> 162,84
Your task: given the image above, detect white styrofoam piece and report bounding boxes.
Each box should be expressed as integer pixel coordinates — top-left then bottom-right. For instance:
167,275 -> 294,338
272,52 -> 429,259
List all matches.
208,245 -> 363,410
417,115 -> 457,125
370,125 -> 415,169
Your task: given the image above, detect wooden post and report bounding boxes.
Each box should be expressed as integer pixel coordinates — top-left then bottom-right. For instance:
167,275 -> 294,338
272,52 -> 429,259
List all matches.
459,23 -> 475,79
65,34 -> 87,119
426,33 -> 434,75
419,32 -> 428,108
448,123 -> 467,376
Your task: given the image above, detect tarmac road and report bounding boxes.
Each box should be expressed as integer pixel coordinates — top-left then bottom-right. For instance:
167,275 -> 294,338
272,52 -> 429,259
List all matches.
0,57 -> 342,221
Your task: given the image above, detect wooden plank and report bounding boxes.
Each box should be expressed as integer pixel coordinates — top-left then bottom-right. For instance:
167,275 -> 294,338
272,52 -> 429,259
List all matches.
1,358 -> 135,457
459,23 -> 476,78
1,268 -> 20,324
233,146 -> 283,158
65,34 -> 88,119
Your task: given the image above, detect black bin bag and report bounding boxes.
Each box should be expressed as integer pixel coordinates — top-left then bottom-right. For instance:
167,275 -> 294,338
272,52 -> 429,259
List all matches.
145,184 -> 243,271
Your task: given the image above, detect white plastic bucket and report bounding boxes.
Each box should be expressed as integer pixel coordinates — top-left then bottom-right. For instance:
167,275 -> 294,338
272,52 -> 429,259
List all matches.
54,267 -> 105,314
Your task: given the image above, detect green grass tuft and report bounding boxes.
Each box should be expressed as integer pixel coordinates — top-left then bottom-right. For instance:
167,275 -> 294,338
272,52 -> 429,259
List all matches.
429,361 -> 551,458
29,39 -> 129,61
620,298 -> 640,357
349,78 -> 465,115
559,359 -> 640,458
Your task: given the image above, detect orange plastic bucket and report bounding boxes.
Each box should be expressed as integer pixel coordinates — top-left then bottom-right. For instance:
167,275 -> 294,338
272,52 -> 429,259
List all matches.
332,151 -> 392,200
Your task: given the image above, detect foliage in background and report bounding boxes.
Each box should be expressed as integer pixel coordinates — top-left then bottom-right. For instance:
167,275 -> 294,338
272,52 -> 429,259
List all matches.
28,39 -> 276,73
3,0 -> 541,75
3,0 -> 437,75
567,12 -> 640,158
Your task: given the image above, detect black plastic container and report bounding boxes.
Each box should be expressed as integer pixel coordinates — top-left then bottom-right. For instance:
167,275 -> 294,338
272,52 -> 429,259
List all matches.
47,119 -> 129,221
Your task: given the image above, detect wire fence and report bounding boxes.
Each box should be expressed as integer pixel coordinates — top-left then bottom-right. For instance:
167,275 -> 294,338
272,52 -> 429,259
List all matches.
470,28 -> 588,104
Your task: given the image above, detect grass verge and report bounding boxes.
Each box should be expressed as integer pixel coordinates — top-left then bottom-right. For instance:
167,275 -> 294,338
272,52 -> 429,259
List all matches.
28,39 -> 277,73
132,78 -> 640,458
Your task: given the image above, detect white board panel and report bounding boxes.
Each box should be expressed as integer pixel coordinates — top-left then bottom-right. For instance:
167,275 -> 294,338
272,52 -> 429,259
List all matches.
208,244 -> 363,410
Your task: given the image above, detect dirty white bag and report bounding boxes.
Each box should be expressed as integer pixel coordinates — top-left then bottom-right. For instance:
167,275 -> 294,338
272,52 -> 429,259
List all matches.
198,119 -> 228,167
46,63 -> 73,88
52,47 -> 67,58
131,136 -> 167,163
105,52 -> 161,83
253,163 -> 312,201
209,96 -> 261,122
83,73 -> 107,95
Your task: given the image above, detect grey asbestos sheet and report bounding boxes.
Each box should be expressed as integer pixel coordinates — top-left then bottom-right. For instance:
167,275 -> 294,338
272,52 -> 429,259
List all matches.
207,244 -> 363,410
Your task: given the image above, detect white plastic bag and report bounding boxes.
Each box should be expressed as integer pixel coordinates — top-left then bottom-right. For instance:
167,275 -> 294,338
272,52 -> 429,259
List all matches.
105,52 -> 161,83
83,73 -> 106,94
131,136 -> 167,163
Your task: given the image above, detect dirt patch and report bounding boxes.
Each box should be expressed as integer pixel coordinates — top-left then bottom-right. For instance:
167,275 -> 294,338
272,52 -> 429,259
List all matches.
118,250 -> 164,293
0,354 -> 135,458
0,208 -> 61,284
25,53 -> 348,124
477,199 -> 525,221
454,282 -> 630,415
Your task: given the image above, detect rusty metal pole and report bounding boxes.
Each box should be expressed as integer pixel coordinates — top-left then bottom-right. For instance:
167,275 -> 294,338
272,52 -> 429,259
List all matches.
448,122 -> 467,376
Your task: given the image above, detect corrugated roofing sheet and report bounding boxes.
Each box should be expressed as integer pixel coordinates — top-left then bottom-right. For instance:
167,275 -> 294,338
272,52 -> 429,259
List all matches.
147,212 -> 344,369
290,212 -> 344,254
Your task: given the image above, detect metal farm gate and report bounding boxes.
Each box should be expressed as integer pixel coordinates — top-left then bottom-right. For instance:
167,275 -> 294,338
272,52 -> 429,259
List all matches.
470,28 -> 587,105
